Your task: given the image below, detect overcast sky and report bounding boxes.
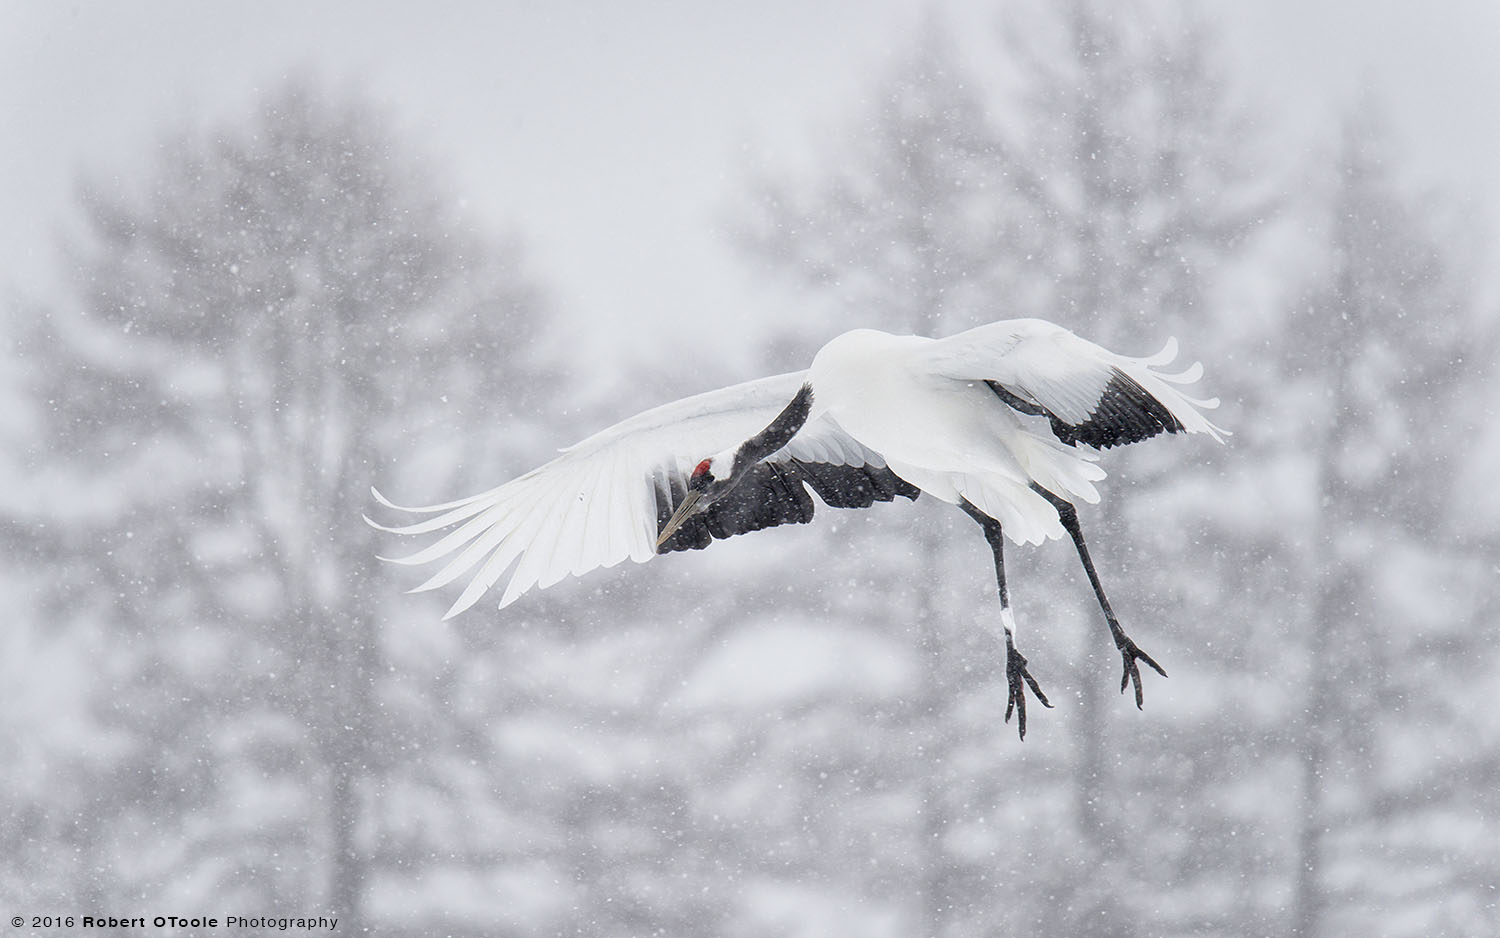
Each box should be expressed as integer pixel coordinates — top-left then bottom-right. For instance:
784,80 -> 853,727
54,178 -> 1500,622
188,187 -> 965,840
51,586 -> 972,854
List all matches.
5,0 -> 1499,372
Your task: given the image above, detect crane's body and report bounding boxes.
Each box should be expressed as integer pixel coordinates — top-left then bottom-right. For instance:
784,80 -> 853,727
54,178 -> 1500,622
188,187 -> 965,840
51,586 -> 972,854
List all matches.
810,326 -> 1109,546
370,318 -> 1225,738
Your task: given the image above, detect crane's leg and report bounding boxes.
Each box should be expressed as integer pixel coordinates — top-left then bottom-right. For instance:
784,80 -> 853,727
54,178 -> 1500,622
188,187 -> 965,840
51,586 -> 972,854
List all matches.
1032,485 -> 1167,708
959,499 -> 1052,739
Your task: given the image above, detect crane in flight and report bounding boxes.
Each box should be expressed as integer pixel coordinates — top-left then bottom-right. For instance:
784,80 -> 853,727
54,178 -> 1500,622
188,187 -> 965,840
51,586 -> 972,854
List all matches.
368,318 -> 1225,738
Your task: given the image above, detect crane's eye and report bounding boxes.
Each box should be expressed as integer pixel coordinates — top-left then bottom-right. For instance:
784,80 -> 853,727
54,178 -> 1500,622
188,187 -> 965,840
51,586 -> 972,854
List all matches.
691,458 -> 713,481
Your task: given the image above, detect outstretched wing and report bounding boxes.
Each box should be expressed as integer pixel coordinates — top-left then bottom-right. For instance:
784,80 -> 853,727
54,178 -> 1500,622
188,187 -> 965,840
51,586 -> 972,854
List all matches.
366,371 -> 913,619
924,318 -> 1228,449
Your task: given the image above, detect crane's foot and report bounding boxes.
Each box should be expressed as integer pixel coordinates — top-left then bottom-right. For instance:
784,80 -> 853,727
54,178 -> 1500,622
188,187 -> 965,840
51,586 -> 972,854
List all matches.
1005,631 -> 1052,740
1115,633 -> 1167,709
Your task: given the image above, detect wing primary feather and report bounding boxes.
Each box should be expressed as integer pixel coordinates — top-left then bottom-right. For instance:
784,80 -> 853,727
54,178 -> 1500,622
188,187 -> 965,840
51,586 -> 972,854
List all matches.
548,463 -> 598,584
624,452 -> 658,563
603,448 -> 636,566
572,459 -> 619,576
405,481 -> 546,592
363,496 -> 495,537
445,489 -> 559,614
492,473 -> 578,608
1156,360 -> 1204,385
410,516 -> 515,595
370,483 -> 508,515
509,499 -> 569,598
1139,336 -> 1178,367
538,462 -> 599,589
443,523 -> 534,616
376,496 -> 522,565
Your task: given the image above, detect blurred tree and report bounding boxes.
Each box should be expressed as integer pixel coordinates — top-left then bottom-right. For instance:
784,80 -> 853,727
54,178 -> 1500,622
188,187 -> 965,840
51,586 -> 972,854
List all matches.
739,21 -> 1031,938
1279,106 -> 1497,938
980,3 -> 1278,935
737,1 -> 1271,935
15,82 -> 553,930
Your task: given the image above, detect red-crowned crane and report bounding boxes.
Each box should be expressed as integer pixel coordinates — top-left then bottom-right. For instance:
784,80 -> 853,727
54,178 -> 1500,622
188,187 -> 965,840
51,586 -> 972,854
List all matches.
368,318 -> 1226,738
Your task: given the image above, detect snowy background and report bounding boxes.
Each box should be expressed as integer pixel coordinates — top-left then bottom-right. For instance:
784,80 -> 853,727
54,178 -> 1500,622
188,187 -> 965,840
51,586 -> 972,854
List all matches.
3,1 -> 1498,936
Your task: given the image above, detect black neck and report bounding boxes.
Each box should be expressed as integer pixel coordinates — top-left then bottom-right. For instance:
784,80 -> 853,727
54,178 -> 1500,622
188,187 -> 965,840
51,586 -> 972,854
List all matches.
733,383 -> 814,474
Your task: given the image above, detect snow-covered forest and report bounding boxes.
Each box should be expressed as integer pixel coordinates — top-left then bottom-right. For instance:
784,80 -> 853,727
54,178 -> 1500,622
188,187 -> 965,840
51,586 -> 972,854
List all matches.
3,2 -> 1497,936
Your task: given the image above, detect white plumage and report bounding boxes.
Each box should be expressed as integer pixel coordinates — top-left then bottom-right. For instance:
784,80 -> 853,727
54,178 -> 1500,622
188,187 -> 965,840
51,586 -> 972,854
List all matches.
369,318 -> 1225,737
808,322 -> 1221,545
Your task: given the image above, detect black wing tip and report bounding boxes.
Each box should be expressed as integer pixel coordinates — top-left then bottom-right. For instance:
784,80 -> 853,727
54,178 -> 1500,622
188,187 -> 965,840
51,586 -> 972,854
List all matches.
797,460 -> 919,508
653,458 -> 916,554
985,380 -> 1046,417
1051,367 -> 1184,449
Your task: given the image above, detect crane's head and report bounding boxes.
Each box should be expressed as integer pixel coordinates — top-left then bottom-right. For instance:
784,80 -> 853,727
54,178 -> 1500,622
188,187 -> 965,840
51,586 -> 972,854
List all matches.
654,452 -> 735,547
655,382 -> 814,549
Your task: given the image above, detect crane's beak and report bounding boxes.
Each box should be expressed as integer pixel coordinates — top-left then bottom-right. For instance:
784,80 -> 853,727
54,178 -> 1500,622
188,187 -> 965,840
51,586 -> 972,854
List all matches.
656,489 -> 704,550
